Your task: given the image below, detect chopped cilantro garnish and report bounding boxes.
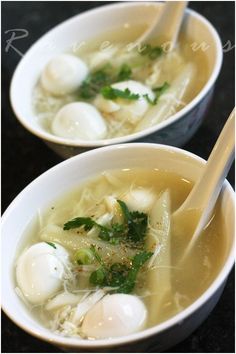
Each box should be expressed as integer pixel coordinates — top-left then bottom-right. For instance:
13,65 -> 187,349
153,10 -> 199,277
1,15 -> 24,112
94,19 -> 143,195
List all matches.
117,64 -> 132,81
90,245 -> 104,265
78,53 -> 167,105
153,81 -> 170,98
117,200 -> 148,245
45,242 -> 57,249
78,64 -> 133,99
64,217 -> 96,231
78,68 -> 111,99
64,199 -> 152,294
143,94 -> 157,106
149,46 -> 163,59
98,222 -> 127,245
101,86 -> 140,100
140,44 -> 152,56
108,263 -> 130,287
63,216 -> 126,245
90,266 -> 107,286
143,82 -> 170,105
140,44 -> 163,60
64,199 -> 148,246
117,251 -> 153,293
101,82 -> 169,106
89,247 -> 153,293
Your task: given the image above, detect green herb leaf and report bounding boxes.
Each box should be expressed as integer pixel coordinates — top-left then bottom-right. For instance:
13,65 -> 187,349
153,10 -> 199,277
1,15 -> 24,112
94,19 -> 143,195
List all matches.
149,46 -> 163,60
64,200 -> 148,246
90,266 -> 107,286
117,251 -> 153,293
128,211 -> 148,244
89,248 -> 152,293
143,82 -> 170,106
78,63 -> 133,100
117,199 -> 130,219
89,246 -> 107,286
153,81 -> 170,98
101,86 -> 140,101
117,200 -> 148,245
139,44 -> 163,60
45,241 -> 57,249
117,64 -> 132,81
143,94 -> 157,106
78,67 -> 112,99
140,44 -> 152,56
99,223 -> 127,244
63,217 -> 96,231
64,217 -> 126,245
90,245 -> 104,265
106,263 -> 130,287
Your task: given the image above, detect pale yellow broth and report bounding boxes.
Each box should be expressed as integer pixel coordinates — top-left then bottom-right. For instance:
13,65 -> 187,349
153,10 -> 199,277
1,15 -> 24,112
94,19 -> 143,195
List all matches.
15,168 -> 225,333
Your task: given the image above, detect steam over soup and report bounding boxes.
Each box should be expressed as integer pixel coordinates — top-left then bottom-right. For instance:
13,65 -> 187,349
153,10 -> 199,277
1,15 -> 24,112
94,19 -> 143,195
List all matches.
33,25 -> 208,140
15,169 -> 225,340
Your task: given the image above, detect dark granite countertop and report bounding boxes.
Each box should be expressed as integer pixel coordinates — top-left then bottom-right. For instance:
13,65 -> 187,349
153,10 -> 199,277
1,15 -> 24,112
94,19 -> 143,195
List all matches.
1,1 -> 235,353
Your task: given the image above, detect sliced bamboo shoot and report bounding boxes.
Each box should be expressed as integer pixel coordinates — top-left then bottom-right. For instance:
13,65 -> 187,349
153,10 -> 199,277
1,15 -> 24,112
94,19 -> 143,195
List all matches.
135,63 -> 196,132
40,224 -> 136,261
71,289 -> 105,325
45,292 -> 84,311
146,190 -> 171,326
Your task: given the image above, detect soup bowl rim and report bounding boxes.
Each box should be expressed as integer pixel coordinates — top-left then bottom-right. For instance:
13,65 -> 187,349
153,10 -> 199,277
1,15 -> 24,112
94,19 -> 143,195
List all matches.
10,2 -> 223,148
2,143 -> 234,349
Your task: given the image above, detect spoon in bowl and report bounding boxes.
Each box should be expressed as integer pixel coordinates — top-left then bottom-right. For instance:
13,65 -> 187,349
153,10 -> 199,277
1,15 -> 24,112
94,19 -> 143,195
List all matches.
137,1 -> 188,51
172,108 -> 235,263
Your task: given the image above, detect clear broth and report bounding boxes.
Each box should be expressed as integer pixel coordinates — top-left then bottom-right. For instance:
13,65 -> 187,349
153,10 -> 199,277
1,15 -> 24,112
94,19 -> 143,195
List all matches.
15,168 -> 225,336
33,24 -> 209,138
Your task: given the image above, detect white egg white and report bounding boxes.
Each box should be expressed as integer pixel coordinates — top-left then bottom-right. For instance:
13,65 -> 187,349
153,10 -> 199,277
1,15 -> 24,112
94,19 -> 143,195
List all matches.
123,188 -> 156,212
16,242 -> 69,304
81,293 -> 147,339
41,54 -> 88,96
94,80 -> 155,124
51,102 -> 107,140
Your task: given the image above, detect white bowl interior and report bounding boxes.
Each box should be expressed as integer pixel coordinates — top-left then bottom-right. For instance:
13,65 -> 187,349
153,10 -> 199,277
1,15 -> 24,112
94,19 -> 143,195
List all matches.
10,2 -> 222,147
2,144 -> 234,348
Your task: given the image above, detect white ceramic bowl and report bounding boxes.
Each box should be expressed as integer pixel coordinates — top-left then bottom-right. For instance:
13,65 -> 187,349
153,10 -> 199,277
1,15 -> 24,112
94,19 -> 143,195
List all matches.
10,2 -> 223,158
2,143 -> 234,352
